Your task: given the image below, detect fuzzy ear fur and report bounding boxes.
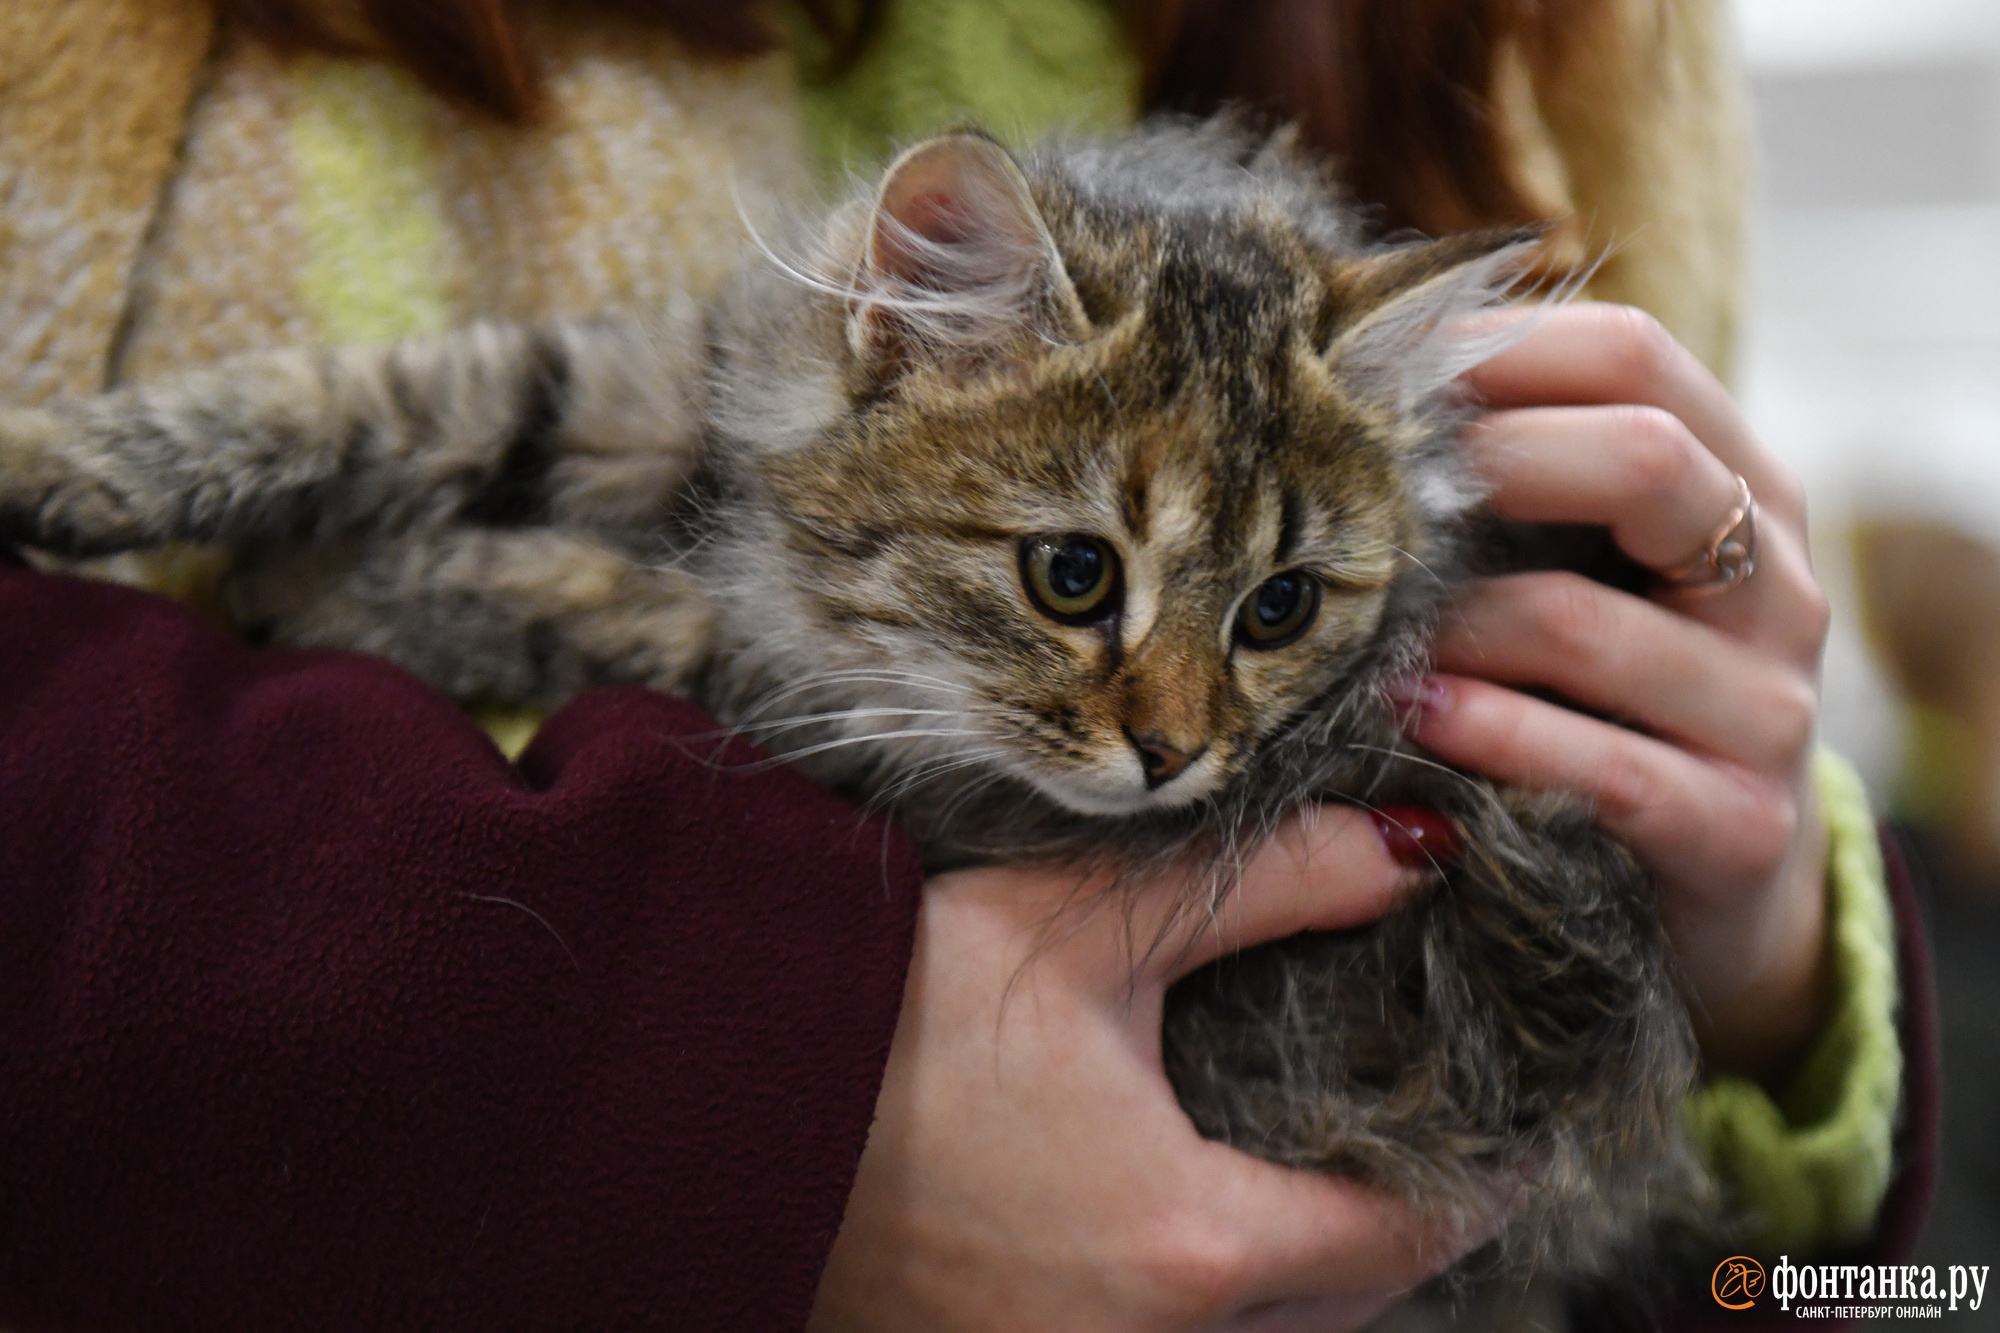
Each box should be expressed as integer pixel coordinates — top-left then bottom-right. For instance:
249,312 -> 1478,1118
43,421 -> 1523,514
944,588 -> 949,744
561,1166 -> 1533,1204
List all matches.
1328,229 -> 1544,414
848,132 -> 1092,384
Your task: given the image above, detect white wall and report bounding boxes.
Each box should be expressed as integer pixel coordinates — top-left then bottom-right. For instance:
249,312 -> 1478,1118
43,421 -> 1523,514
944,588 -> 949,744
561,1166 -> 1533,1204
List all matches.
1731,0 -> 2000,793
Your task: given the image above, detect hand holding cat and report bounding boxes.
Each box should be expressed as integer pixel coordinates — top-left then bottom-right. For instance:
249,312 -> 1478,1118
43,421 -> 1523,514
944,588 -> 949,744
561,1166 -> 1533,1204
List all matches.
1406,302 -> 1831,1085
811,808 -> 1498,1333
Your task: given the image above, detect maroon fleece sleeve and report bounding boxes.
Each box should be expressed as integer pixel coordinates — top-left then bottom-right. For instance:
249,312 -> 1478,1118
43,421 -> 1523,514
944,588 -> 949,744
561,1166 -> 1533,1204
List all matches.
0,553 -> 922,1332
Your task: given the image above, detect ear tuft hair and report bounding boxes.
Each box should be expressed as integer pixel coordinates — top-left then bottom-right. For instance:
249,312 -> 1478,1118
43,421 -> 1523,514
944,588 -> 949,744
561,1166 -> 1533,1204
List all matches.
848,132 -> 1092,384
1327,229 -> 1545,414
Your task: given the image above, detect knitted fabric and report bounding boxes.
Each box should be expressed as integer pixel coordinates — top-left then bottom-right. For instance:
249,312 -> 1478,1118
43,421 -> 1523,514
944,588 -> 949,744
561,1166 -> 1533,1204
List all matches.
784,0 -> 1135,175
0,0 -> 212,407
786,0 -> 1746,378
1686,751 -> 1903,1254
116,12 -> 808,379
0,0 -> 1746,395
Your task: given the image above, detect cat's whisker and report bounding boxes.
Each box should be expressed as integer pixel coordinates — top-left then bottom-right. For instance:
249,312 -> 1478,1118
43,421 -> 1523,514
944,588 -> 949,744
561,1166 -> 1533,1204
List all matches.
868,749 -> 1008,811
669,726 -> 991,776
729,706 -> 961,735
1390,544 -> 1447,591
851,751 -> 1005,814
675,706 -> 961,747
771,670 -> 965,697
759,728 -> 991,766
1340,741 -> 1510,818
739,666 -> 968,710
736,680 -> 976,732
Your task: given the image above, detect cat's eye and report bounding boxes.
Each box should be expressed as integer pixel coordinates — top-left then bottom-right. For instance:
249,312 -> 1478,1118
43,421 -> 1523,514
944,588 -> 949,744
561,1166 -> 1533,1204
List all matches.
1236,571 -> 1320,649
1021,534 -> 1121,625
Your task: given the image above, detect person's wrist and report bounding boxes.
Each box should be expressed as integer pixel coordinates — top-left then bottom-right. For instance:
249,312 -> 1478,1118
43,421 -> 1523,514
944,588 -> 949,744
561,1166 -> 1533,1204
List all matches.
1689,781 -> 1832,1089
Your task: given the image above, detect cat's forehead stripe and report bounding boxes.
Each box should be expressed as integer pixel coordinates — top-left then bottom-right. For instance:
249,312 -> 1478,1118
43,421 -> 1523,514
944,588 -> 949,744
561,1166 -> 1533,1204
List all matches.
1275,491 -> 1302,567
1118,424 -> 1177,543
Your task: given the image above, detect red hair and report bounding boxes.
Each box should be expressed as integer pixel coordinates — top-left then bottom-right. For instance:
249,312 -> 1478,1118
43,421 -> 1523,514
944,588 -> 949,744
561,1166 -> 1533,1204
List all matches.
216,0 -> 1597,236
1129,0 -> 1599,237
212,0 -> 876,119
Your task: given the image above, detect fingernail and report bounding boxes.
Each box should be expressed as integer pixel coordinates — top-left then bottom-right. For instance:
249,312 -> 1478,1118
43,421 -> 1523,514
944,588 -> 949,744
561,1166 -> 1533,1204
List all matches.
1368,805 -> 1463,870
1382,674 -> 1449,724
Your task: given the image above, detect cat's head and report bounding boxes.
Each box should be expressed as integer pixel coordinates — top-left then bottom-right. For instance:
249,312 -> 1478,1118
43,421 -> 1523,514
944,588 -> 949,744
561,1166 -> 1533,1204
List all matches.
708,125 -> 1536,821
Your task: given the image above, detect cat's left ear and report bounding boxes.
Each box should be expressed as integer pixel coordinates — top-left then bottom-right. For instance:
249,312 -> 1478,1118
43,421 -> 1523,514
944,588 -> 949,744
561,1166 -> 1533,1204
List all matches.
848,132 -> 1092,385
1326,229 -> 1544,414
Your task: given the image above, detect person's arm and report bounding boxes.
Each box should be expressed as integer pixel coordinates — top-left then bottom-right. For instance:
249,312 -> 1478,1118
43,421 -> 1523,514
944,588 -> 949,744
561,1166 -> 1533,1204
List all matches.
0,550 -> 920,1332
0,551 -> 1486,1333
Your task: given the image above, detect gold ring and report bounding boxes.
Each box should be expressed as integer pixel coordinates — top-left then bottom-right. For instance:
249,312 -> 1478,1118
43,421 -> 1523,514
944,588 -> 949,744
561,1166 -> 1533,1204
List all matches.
1662,474 -> 1757,595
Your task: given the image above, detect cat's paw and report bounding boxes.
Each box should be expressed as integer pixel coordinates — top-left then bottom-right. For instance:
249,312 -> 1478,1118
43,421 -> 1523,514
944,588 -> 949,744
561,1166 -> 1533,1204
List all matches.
0,405 -> 148,557
0,406 -> 60,550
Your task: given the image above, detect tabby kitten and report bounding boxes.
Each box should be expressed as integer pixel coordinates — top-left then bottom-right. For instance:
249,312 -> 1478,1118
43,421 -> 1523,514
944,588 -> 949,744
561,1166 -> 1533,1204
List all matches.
0,122 -> 1706,1290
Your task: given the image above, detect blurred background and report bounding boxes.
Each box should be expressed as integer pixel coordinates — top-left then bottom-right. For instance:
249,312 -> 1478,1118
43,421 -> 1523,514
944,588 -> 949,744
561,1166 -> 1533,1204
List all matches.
1733,0 -> 2000,1316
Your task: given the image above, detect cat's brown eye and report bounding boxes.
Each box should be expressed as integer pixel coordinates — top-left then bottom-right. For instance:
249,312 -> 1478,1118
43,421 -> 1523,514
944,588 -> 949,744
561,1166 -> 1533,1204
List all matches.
1021,534 -> 1121,625
1236,571 -> 1320,649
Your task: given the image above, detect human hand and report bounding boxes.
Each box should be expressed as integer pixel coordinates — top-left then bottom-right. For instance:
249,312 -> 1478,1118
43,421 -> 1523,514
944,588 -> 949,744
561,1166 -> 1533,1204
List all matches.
810,809 -> 1500,1332
1399,303 -> 1831,1085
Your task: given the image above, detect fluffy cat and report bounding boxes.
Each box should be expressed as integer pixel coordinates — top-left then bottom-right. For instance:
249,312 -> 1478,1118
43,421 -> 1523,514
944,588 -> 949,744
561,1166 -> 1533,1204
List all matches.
0,121 -> 1708,1298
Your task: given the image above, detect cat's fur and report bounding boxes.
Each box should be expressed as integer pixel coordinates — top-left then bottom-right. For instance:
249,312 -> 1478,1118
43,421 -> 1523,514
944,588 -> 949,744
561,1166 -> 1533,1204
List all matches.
0,121 -> 1708,1295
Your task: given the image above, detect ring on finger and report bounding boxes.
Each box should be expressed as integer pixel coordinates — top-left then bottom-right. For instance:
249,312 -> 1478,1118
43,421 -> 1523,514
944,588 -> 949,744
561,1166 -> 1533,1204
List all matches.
1662,474 -> 1757,595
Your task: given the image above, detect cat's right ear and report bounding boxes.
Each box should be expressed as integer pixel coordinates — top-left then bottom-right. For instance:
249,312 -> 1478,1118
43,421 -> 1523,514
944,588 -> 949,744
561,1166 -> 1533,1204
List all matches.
848,133 -> 1091,386
1326,229 -> 1545,415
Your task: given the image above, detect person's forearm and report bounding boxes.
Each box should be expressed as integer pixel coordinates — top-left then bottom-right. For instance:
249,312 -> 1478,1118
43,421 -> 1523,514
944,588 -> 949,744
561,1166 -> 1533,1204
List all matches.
0,554 -> 922,1332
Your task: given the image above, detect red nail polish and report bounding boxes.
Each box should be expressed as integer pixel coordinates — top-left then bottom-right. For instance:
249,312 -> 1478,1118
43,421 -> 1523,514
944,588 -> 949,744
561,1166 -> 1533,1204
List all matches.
1381,674 -> 1448,723
1368,805 -> 1462,870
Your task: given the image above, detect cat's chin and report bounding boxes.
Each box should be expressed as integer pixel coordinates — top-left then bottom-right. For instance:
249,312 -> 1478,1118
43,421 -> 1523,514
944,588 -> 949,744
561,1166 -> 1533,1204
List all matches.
1022,763 -> 1220,818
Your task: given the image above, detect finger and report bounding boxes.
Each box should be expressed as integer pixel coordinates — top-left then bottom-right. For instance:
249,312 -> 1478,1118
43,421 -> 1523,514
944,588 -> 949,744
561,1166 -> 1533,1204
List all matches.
1460,397 -> 1828,656
1464,405 -> 1748,572
1461,304 -> 1805,534
1226,1296 -> 1397,1333
1656,520 -> 1831,663
1210,1145 -> 1506,1308
1458,311 -> 1829,657
1400,673 -> 1799,898
1433,572 -> 1819,772
1157,806 -> 1416,980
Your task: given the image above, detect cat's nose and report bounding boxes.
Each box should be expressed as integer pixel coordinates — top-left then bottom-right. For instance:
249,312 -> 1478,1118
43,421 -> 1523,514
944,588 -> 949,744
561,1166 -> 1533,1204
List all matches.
1125,728 -> 1206,789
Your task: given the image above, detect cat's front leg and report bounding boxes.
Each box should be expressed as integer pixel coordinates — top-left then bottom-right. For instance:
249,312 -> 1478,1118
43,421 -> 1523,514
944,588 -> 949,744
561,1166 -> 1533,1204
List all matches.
226,527 -> 715,707
0,349 -> 389,557
0,317 -> 703,559
0,403 -> 155,556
